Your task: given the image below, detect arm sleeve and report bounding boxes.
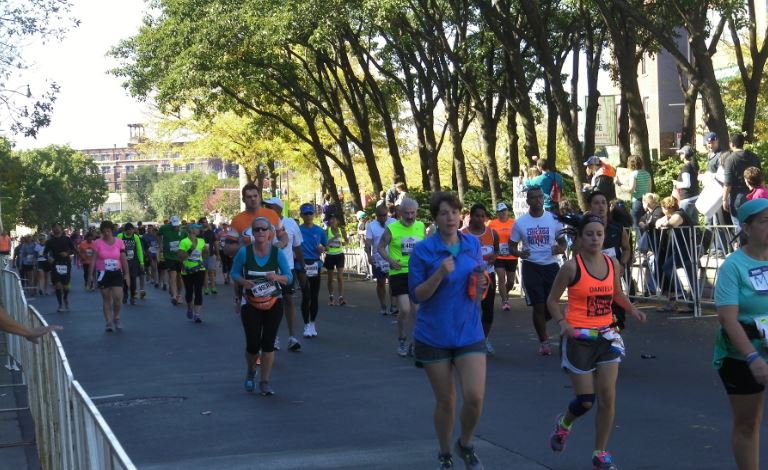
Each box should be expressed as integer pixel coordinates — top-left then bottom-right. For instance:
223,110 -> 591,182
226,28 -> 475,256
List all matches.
678,171 -> 691,189
714,259 -> 740,307
230,247 -> 246,281
276,251 -> 294,285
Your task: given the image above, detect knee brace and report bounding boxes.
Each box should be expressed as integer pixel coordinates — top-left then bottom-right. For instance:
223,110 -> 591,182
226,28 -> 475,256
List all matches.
568,394 -> 596,417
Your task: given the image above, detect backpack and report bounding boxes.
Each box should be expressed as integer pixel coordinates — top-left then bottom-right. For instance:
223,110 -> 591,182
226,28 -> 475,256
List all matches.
549,173 -> 562,204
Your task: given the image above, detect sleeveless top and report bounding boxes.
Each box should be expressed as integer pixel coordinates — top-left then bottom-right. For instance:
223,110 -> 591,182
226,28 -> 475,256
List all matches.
243,246 -> 282,300
326,227 -> 344,255
566,254 -> 615,329
387,220 -> 425,276
461,226 -> 495,273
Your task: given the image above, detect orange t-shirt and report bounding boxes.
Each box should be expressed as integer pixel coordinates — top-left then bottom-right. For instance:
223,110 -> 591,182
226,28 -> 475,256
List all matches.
78,241 -> 94,263
229,208 -> 282,243
487,218 -> 517,260
566,254 -> 615,329
461,226 -> 496,266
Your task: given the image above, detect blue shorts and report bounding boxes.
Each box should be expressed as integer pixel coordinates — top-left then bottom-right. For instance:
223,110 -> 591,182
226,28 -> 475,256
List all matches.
372,265 -> 389,280
414,339 -> 486,368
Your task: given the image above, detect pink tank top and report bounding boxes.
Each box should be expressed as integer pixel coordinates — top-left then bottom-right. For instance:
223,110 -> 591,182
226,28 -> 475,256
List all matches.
92,238 -> 125,272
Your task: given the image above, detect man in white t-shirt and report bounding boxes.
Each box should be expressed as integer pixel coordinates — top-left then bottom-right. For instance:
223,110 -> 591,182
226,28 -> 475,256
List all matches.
365,203 -> 396,315
509,186 -> 567,356
265,197 -> 305,351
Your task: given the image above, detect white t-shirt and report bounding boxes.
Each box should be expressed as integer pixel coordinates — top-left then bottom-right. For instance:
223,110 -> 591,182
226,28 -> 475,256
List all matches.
510,211 -> 564,265
276,216 -> 303,267
365,217 -> 396,264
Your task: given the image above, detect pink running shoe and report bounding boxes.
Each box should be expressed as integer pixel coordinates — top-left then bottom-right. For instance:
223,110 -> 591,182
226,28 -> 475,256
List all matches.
549,413 -> 570,452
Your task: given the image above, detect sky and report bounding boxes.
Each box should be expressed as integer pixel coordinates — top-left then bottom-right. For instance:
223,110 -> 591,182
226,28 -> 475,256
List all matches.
13,0 -> 150,151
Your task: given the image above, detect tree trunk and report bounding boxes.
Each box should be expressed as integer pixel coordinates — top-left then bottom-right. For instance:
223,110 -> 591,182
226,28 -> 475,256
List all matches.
477,111 -> 502,207
506,104 -> 520,178
679,69 -> 699,147
618,89 -> 631,162
544,77 -> 558,164
583,29 -> 603,162
447,104 -> 469,200
618,53 -> 652,170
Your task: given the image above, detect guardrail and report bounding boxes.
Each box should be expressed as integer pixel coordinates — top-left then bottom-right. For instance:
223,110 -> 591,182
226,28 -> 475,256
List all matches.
0,267 -> 135,470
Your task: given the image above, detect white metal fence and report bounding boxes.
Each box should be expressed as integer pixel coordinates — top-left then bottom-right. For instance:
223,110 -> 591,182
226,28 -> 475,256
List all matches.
0,267 -> 135,470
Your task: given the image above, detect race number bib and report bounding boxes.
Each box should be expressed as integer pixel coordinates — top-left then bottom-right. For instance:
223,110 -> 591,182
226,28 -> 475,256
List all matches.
401,237 -> 417,256
251,281 -> 277,297
748,266 -> 768,294
170,241 -> 180,251
126,249 -> 135,260
189,250 -> 202,262
481,245 -> 494,257
305,262 -> 319,277
104,259 -> 119,271
85,249 -> 94,257
328,237 -> 341,249
499,242 -> 509,256
149,246 -> 157,254
55,264 -> 68,275
24,254 -> 34,263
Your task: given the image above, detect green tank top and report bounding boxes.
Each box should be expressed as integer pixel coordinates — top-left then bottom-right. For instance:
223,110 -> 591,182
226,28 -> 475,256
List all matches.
244,246 -> 282,298
326,227 -> 344,255
179,237 -> 206,273
387,220 -> 425,275
159,225 -> 184,260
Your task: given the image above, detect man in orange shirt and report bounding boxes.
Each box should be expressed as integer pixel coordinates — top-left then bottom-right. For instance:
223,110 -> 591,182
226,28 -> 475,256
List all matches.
77,232 -> 96,290
488,202 -> 517,311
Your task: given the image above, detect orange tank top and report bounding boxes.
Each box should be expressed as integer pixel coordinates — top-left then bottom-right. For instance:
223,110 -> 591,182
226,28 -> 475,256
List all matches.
566,254 -> 615,329
0,235 -> 9,252
461,226 -> 495,266
487,218 -> 517,260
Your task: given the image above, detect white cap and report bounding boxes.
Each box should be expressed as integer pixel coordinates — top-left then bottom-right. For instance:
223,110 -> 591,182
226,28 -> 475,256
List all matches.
264,197 -> 284,210
170,216 -> 181,227
496,202 -> 508,211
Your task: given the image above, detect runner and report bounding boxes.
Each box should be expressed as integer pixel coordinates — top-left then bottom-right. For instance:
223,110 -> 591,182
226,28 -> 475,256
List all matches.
143,225 -> 160,288
199,217 -> 219,295
365,204 -> 396,315
19,236 -> 37,292
34,233 -> 50,296
325,214 -> 348,306
117,223 -> 144,306
409,192 -> 488,470
44,223 -> 76,312
0,230 -> 11,265
217,222 -> 233,285
713,198 -> 768,470
377,197 -> 426,357
462,203 -> 500,354
231,217 -> 293,396
158,216 -> 185,305
488,202 -> 517,311
509,186 -> 567,355
89,221 -> 130,332
177,223 -> 208,323
77,232 -> 96,290
264,197 -> 304,351
546,214 -> 647,470
297,203 -> 327,338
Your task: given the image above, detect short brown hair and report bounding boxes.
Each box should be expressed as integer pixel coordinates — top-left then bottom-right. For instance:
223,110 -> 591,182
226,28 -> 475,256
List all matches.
429,191 -> 462,219
628,155 -> 643,170
661,196 -> 679,210
241,182 -> 260,200
745,166 -> 763,188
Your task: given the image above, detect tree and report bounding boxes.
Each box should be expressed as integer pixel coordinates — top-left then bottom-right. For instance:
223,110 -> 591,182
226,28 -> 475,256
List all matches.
13,145 -> 107,228
0,0 -> 78,137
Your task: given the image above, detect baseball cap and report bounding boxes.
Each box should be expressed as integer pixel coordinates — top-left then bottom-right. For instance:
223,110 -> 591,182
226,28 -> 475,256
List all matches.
705,132 -> 718,142
356,210 -> 366,220
738,198 -> 768,224
496,202 -> 508,211
676,145 -> 694,157
124,223 -> 134,230
299,203 -> 315,214
264,197 -> 284,210
583,156 -> 602,166
170,216 -> 181,226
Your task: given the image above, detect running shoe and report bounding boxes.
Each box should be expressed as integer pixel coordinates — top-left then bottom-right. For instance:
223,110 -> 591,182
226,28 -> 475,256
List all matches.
538,342 -> 552,356
397,339 -> 408,357
309,322 -> 318,337
244,372 -> 256,392
259,381 -> 275,396
105,323 -> 114,333
485,338 -> 495,355
204,288 -> 210,295
389,305 -> 399,315
211,288 -> 218,295
303,323 -> 312,338
337,296 -> 346,306
139,290 -> 146,299
328,294 -> 335,306
171,297 -> 178,306
502,300 -> 510,311
549,413 -> 570,452
437,453 -> 453,470
194,315 -> 202,324
186,307 -> 193,320
592,451 -> 618,470
57,305 -> 64,313
274,337 -> 281,351
453,439 -> 483,470
379,307 -> 388,316
287,336 -> 301,351
114,319 -> 123,330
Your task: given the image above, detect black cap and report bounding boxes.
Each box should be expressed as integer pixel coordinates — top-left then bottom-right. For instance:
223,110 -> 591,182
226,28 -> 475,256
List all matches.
124,223 -> 135,230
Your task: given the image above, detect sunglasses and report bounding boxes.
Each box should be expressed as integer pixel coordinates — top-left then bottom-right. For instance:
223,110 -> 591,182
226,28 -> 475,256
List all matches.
252,227 -> 270,232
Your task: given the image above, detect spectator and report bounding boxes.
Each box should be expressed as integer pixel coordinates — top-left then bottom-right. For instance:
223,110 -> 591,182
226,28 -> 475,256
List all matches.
723,133 -> 761,225
673,145 -> 700,222
655,197 -> 696,313
525,158 -> 565,213
620,156 -> 652,239
638,193 -> 664,296
744,166 -> 768,201
583,156 -> 616,201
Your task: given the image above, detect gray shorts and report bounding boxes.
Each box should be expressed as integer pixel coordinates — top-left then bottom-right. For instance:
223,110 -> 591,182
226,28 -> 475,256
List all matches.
560,334 -> 622,374
414,339 -> 486,368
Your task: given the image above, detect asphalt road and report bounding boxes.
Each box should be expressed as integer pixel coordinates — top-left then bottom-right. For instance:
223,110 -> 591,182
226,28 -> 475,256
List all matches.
25,266 -> 767,470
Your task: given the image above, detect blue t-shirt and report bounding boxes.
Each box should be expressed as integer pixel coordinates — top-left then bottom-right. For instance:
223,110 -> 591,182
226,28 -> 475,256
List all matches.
299,224 -> 328,262
230,246 -> 293,287
408,232 -> 485,349
526,171 -> 564,209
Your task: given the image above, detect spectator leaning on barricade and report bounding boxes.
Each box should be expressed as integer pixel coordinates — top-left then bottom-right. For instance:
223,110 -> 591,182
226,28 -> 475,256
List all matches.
654,197 -> 696,313
723,133 -> 761,225
583,156 -> 616,201
637,193 -> 664,296
744,166 -> 768,201
673,145 -> 700,222
525,158 -> 564,213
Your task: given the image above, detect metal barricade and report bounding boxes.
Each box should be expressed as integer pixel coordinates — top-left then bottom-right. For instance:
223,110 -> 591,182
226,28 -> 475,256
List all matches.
0,268 -> 135,470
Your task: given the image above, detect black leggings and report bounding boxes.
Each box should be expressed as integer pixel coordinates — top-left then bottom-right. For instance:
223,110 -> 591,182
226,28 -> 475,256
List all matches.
240,299 -> 284,354
182,270 -> 206,306
481,273 -> 497,327
301,274 -> 321,323
123,260 -> 140,299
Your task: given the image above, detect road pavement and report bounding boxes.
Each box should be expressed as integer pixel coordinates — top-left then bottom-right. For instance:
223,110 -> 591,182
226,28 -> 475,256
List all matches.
24,267 -> 768,470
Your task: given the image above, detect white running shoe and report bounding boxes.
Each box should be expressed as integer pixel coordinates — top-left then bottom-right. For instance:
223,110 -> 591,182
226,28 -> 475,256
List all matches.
287,336 -> 301,351
274,337 -> 281,351
309,322 -> 318,337
303,323 -> 312,338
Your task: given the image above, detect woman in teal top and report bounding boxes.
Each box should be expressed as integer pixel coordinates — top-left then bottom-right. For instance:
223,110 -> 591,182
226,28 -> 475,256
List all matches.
714,198 -> 768,470
177,224 -> 208,323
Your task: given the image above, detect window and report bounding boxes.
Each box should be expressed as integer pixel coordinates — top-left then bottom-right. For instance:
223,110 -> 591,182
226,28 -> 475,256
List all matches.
114,183 -> 121,191
101,166 -> 111,174
186,163 -> 194,172
162,164 -> 171,172
643,97 -> 650,119
126,166 -> 135,174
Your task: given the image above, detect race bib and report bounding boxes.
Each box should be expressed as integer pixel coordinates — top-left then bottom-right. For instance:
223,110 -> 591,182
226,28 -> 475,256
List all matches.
24,254 -> 34,263
748,266 -> 768,294
328,238 -> 341,249
602,247 -> 617,258
170,241 -> 180,251
481,245 -> 494,257
105,259 -> 119,271
401,237 -> 417,256
149,246 -> 158,254
251,281 -> 277,297
126,249 -> 135,260
86,249 -> 94,257
499,243 -> 509,256
189,250 -> 202,262
306,262 -> 319,277
55,264 -> 68,275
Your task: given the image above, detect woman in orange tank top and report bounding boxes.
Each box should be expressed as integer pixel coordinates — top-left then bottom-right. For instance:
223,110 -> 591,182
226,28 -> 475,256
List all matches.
544,215 -> 646,470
